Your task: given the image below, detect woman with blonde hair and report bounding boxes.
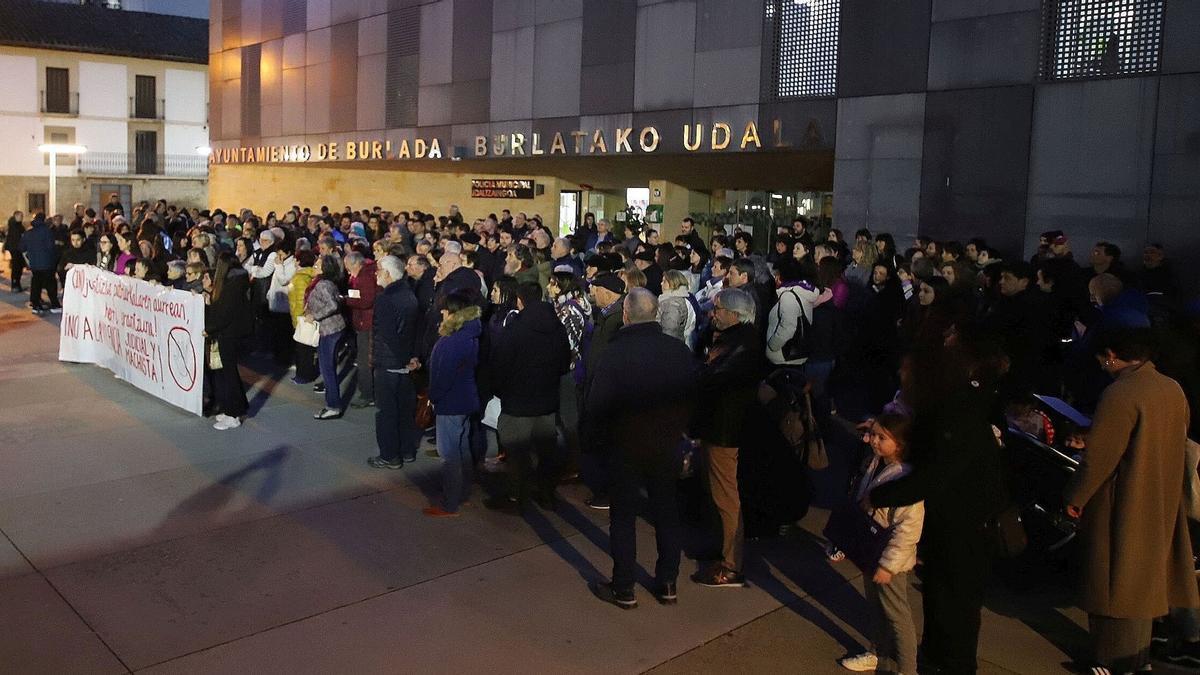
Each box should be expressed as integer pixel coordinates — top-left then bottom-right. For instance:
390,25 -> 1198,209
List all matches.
657,269 -> 697,348
846,240 -> 878,287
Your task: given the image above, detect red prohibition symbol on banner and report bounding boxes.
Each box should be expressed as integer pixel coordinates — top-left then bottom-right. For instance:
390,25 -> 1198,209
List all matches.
166,326 -> 197,392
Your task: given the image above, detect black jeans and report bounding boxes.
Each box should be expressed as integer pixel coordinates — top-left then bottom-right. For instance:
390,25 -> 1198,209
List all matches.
609,459 -> 682,591
212,338 -> 249,418
29,269 -> 59,310
497,412 -> 558,503
375,369 -> 418,462
294,342 -> 319,382
7,252 -> 24,289
920,526 -> 989,674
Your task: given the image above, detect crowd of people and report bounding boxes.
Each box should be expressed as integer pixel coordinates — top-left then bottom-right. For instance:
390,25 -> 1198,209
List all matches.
3,196 -> 1199,675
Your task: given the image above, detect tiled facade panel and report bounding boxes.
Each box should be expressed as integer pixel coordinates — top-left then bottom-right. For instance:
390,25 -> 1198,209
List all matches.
633,1 -> 696,111
580,0 -> 635,115
531,18 -> 582,119
833,93 -> 926,236
490,27 -> 535,121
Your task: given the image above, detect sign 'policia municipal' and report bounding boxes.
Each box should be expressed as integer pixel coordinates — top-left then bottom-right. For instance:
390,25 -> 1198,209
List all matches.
209,119 -> 799,165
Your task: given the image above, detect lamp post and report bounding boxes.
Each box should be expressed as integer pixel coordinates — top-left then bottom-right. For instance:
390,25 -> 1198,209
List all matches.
37,144 -> 87,217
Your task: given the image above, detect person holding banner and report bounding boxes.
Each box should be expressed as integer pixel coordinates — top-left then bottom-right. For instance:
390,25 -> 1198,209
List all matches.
204,252 -> 252,430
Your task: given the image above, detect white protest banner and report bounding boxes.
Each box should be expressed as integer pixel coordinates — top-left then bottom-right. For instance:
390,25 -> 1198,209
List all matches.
59,265 -> 205,415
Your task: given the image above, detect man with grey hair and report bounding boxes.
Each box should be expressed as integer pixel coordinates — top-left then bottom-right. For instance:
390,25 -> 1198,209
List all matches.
552,237 -> 583,277
368,255 -> 421,469
587,287 -> 698,609
343,250 -> 378,408
691,287 -> 765,589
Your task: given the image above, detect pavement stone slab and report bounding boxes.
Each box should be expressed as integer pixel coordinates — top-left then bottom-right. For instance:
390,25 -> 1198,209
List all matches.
0,573 -> 127,674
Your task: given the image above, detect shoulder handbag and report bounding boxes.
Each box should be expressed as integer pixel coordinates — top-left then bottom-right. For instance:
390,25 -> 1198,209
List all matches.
293,316 -> 320,347
207,339 -> 223,370
822,501 -> 894,575
776,288 -> 814,361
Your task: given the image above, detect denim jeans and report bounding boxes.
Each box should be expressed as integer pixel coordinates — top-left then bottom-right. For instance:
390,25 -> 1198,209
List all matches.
317,331 -> 343,410
436,414 -> 472,512
610,460 -> 681,591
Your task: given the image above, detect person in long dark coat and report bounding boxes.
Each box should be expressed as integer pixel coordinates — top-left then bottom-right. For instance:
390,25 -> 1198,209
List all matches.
1066,328 -> 1198,673
204,253 -> 252,429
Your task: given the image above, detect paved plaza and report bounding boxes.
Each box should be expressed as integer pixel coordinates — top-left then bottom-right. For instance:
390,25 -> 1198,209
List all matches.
0,293 -> 1180,674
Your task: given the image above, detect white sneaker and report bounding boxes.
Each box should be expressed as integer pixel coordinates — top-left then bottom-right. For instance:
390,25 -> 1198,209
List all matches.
839,652 -> 878,672
214,414 -> 232,423
213,416 -> 241,430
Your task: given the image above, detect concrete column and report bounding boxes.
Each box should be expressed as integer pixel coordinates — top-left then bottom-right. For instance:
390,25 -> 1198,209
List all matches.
648,180 -> 711,240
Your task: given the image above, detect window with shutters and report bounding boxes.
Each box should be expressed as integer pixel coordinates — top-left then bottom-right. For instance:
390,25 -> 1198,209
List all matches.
134,75 -> 157,119
765,0 -> 841,99
135,130 -> 158,175
1040,0 -> 1165,81
45,67 -> 70,113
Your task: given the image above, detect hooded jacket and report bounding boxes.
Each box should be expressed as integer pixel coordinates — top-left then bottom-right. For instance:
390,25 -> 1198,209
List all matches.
428,307 -> 482,415
20,215 -> 56,271
491,300 -> 571,416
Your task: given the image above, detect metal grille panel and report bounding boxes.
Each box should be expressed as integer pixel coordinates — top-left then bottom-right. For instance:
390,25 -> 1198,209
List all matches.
767,0 -> 840,99
385,6 -> 421,129
1040,0 -> 1164,80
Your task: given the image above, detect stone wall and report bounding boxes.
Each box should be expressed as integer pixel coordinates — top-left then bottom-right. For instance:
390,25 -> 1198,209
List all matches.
0,176 -> 207,216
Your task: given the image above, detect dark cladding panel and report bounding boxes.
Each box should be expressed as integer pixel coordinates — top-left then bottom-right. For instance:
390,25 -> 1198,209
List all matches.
1162,0 -> 1200,74
927,11 -> 1040,90
282,0 -> 307,36
697,0 -> 762,52
329,22 -> 358,132
240,43 -> 262,138
757,98 -> 837,152
385,5 -> 420,128
919,87 -> 1034,256
1149,74 -> 1200,293
580,0 -> 635,115
580,62 -> 635,116
452,0 -> 493,82
1026,78 -> 1158,257
581,0 -> 635,67
837,0 -> 931,97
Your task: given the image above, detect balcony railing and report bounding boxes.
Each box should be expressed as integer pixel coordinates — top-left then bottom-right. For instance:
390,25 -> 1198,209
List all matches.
78,152 -> 209,178
130,97 -> 166,120
41,90 -> 79,115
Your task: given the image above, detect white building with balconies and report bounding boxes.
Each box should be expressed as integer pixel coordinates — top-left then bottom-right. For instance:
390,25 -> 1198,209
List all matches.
0,0 -> 209,216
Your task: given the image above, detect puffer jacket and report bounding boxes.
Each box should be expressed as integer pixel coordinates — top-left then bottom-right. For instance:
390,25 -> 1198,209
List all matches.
657,286 -> 696,346
287,265 -> 317,327
267,253 -> 296,314
304,278 -> 346,336
854,455 -> 924,574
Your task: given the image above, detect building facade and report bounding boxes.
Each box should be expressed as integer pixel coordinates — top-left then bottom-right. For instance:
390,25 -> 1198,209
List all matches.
0,0 -> 210,216
207,0 -> 1200,289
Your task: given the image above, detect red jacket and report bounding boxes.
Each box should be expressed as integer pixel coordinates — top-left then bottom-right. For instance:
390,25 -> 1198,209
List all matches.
346,258 -> 378,331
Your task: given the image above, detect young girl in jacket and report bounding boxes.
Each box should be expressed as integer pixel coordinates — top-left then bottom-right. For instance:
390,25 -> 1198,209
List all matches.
840,413 -> 924,675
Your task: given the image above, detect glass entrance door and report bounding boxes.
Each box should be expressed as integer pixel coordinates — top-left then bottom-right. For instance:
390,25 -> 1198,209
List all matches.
558,190 -> 580,237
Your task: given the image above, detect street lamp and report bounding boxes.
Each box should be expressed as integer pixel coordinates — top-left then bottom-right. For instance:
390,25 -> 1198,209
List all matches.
195,145 -> 213,156
37,143 -> 87,217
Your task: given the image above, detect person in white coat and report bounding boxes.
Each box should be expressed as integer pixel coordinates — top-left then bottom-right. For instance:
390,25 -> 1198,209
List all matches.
264,240 -> 298,363
840,413 -> 924,675
766,259 -> 821,366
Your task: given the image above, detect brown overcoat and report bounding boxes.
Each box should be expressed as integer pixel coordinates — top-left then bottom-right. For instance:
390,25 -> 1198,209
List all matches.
1066,361 -> 1198,618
